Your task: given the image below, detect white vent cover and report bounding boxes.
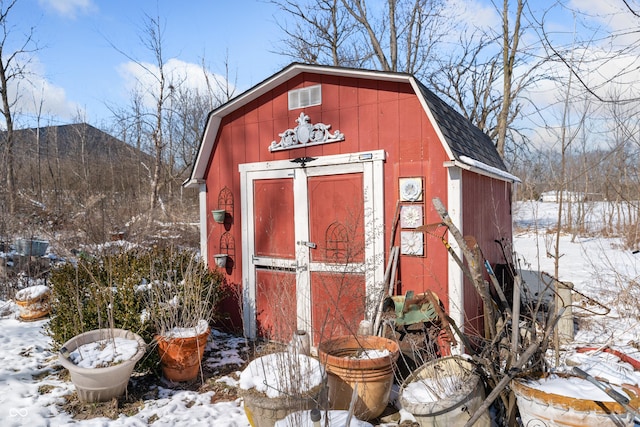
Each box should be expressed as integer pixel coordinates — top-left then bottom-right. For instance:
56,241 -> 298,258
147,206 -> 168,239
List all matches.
288,85 -> 322,110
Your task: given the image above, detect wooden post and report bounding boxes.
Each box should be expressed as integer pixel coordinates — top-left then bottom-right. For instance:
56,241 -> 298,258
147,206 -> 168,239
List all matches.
555,280 -> 574,345
432,197 -> 496,339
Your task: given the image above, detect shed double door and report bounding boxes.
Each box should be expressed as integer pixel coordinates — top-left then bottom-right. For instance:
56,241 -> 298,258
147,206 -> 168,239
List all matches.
240,151 -> 385,345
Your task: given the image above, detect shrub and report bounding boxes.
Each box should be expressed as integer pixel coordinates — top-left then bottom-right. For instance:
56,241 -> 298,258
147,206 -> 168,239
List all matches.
46,245 -> 226,372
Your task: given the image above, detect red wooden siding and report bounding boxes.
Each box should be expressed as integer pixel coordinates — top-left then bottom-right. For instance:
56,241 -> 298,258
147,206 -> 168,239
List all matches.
256,268 -> 297,342
204,71 -> 509,337
461,171 -> 513,336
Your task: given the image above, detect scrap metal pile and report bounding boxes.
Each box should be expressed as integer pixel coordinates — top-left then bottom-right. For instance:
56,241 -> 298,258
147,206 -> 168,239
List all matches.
373,197 -> 575,426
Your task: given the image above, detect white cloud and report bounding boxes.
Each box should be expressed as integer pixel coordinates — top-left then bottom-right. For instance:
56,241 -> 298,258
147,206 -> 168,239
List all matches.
444,0 -> 500,30
117,58 -> 235,109
7,55 -> 83,127
38,0 -> 96,19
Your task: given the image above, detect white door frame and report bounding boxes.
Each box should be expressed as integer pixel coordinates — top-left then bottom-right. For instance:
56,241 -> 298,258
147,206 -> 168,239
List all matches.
239,150 -> 386,340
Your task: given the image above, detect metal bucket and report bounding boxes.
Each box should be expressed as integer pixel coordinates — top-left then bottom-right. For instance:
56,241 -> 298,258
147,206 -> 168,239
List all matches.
398,356 -> 490,427
15,238 -> 49,257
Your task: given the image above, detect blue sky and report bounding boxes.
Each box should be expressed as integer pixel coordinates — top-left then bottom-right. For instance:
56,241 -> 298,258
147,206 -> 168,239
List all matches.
10,0 -> 288,127
6,0 -> 638,138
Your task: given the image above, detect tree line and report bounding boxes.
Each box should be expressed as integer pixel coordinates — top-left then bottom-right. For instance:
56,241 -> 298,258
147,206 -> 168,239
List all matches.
1,0 -> 640,249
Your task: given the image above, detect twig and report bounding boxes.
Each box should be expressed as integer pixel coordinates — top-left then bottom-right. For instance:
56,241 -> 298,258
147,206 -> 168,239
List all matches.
464,307 -> 566,427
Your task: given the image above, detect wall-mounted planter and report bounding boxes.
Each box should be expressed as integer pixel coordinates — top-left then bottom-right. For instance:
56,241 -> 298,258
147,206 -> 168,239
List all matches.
212,210 -> 226,223
214,254 -> 228,268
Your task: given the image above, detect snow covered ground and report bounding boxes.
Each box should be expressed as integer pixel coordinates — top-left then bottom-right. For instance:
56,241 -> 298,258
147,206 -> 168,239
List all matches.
0,200 -> 639,426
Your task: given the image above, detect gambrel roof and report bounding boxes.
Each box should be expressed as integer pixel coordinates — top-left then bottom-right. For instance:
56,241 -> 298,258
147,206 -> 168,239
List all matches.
186,63 -> 518,187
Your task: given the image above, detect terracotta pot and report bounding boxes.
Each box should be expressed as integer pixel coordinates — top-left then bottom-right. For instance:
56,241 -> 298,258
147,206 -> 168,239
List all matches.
156,328 -> 210,382
58,328 -> 146,403
318,335 -> 399,421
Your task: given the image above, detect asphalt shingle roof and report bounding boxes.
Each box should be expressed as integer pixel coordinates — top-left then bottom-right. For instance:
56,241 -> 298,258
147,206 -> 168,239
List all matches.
415,80 -> 507,172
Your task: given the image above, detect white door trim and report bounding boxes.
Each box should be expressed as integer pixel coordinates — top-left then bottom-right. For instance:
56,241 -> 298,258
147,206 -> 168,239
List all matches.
239,150 -> 386,340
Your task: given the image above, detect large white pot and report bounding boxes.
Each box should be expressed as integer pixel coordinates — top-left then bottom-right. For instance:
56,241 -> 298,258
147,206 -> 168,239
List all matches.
511,373 -> 639,427
58,328 -> 146,403
398,356 -> 490,427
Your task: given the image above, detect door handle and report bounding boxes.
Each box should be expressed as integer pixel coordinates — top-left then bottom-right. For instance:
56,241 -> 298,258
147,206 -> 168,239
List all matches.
297,241 -> 317,249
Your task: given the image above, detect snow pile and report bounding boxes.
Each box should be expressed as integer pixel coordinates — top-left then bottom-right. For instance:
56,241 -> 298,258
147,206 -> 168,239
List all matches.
522,374 -> 622,402
402,374 -> 466,403
163,318 -> 209,339
15,285 -> 50,301
69,337 -> 140,368
239,352 -> 325,398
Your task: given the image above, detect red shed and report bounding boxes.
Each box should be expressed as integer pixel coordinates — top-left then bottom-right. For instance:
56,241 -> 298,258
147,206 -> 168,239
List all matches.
185,63 -> 518,346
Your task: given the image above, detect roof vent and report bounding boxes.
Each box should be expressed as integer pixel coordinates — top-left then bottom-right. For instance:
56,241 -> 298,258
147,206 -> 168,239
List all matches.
288,85 -> 321,110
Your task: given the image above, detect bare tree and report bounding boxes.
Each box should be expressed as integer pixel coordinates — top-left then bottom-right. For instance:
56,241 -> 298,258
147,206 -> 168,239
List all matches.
108,13 -> 180,220
273,0 -> 362,66
495,0 -> 523,157
273,0 -> 448,74
110,13 -> 238,220
0,0 -> 38,214
143,14 -> 169,216
274,0 -> 544,159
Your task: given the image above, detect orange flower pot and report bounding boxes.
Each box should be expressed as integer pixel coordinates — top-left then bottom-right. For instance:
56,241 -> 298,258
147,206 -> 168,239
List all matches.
156,328 -> 210,382
318,335 -> 399,421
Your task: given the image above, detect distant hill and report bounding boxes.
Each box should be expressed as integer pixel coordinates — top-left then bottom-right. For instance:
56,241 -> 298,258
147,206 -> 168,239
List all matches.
1,123 -> 198,246
7,123 -> 150,161
4,123 -> 154,197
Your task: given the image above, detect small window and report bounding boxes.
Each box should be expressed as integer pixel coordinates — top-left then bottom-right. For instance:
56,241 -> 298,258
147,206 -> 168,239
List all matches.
288,85 -> 321,110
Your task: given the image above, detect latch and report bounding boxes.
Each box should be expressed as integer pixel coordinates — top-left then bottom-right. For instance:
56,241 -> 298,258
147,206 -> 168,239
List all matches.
297,241 -> 317,249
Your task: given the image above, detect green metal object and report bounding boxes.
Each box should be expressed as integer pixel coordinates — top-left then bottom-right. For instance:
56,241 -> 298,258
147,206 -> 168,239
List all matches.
388,291 -> 439,326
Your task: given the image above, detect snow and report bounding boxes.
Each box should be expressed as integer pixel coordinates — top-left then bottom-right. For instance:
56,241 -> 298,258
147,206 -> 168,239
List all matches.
349,349 -> 391,359
0,313 -> 250,427
565,350 -> 640,386
402,374 -> 465,403
239,352 -> 324,398
459,155 -> 521,183
0,200 -> 640,426
521,374 -> 622,402
163,319 -> 209,339
14,285 -> 50,301
69,337 -> 140,369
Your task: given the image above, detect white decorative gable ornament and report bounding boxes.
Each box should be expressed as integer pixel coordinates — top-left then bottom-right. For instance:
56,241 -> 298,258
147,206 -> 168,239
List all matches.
269,112 -> 345,152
